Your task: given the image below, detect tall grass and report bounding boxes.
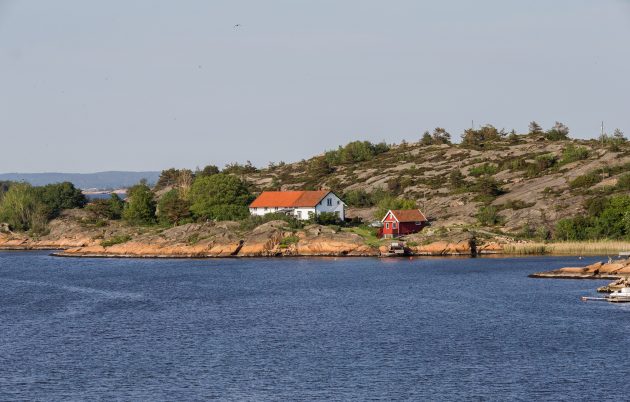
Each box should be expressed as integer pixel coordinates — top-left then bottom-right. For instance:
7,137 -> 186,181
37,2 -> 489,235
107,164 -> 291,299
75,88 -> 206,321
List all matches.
503,241 -> 630,255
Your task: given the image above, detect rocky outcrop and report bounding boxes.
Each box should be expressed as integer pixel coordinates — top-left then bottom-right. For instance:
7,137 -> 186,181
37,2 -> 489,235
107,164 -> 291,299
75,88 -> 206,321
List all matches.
529,259 -> 630,280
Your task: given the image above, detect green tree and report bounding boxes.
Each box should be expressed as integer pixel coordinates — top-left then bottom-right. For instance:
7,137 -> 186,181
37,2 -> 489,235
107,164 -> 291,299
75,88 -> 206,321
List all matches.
431,127 -> 451,144
420,131 -> 433,145
343,189 -> 374,207
123,183 -> 156,225
157,189 -> 192,225
476,205 -> 501,226
461,125 -> 504,149
34,182 -> 86,218
545,121 -> 570,140
189,174 -> 253,220
473,176 -> 503,197
449,170 -> 466,189
0,183 -> 47,232
528,121 -> 543,136
199,165 -> 220,177
374,196 -> 417,219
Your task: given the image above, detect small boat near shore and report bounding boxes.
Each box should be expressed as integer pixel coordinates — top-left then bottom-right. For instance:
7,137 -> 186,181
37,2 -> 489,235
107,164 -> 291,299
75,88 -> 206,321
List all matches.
581,287 -> 630,303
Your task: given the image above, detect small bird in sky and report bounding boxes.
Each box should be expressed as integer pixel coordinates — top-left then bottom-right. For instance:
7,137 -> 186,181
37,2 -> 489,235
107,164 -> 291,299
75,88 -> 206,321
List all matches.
234,24 -> 241,29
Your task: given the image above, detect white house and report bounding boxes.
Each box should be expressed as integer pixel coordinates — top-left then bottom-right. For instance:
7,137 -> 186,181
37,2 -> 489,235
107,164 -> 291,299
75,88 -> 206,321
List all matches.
249,190 -> 345,221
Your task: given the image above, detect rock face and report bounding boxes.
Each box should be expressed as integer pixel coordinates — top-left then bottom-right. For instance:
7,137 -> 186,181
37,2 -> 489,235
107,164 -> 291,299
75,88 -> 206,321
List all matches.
530,259 -> 630,280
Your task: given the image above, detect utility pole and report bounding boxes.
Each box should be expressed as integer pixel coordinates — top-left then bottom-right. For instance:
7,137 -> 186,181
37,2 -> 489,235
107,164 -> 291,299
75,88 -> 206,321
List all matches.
601,121 -> 605,137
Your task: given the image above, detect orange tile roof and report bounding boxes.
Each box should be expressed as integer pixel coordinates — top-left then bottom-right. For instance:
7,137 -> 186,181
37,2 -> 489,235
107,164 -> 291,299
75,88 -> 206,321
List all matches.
249,191 -> 330,208
388,209 -> 427,222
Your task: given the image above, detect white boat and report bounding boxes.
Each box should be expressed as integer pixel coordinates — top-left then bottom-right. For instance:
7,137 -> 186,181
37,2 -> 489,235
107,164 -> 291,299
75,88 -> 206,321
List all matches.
606,288 -> 630,303
582,287 -> 630,303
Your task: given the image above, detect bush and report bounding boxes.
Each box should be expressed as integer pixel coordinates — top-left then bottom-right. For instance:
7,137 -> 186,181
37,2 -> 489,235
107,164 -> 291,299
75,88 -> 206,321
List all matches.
279,235 -> 300,248
461,125 -> 505,149
527,154 -> 557,176
239,213 -> 303,231
420,128 -> 451,145
476,206 -> 502,226
616,173 -> 630,190
449,170 -> 466,189
324,141 -> 390,165
569,172 -> 602,189
343,189 -> 374,207
560,145 -> 589,164
544,122 -> 570,140
101,235 -> 132,247
315,212 -> 342,225
473,176 -> 503,197
223,161 -> 259,175
469,163 -> 498,177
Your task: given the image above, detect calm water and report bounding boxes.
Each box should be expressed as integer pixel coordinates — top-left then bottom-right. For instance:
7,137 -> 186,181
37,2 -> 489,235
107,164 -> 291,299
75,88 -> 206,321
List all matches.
1,252 -> 628,400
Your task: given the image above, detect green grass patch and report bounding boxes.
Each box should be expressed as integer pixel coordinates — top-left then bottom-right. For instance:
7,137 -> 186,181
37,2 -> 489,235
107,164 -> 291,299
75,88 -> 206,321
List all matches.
101,235 -> 132,247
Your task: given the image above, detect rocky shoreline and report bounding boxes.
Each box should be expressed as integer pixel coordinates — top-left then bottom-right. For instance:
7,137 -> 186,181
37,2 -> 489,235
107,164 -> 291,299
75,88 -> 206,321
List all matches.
530,259 -> 630,293
0,211 -> 508,259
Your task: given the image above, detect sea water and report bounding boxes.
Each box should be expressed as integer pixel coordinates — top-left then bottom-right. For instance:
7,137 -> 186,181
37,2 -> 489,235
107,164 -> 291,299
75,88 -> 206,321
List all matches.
1,252 -> 628,400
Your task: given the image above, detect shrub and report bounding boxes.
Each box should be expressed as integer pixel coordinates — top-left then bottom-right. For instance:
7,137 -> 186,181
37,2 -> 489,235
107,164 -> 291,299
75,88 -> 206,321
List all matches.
461,125 -> 505,149
420,128 -> 451,145
324,141 -> 390,165
560,145 -> 589,164
101,235 -> 132,247
315,212 -> 342,225
476,205 -> 502,226
343,189 -> 374,207
569,172 -> 602,189
527,154 -> 557,176
544,122 -> 570,140
616,173 -> 630,190
469,163 -> 498,177
223,161 -> 259,175
279,235 -> 300,248
239,213 -> 303,231
473,176 -> 503,197
449,170 -> 466,189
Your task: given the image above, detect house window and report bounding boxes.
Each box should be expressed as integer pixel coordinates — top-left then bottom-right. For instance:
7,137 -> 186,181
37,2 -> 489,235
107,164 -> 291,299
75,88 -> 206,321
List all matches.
386,223 -> 390,229
327,198 -> 332,206
393,222 -> 397,229
264,207 -> 268,212
337,200 -> 340,205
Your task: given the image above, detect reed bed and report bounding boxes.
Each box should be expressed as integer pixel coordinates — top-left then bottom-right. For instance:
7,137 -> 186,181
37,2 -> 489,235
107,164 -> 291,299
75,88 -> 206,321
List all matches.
502,241 -> 630,256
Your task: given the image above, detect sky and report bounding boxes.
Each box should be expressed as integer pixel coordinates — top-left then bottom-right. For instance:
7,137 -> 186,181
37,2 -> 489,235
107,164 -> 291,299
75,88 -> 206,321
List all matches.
1,0 -> 629,173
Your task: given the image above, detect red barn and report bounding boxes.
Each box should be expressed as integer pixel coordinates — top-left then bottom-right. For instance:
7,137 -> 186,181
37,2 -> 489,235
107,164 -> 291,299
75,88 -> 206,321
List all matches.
379,209 -> 428,238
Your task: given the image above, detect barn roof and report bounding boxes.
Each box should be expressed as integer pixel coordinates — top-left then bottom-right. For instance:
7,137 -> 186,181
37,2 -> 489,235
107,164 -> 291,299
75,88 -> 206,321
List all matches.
249,190 -> 331,208
383,209 -> 428,223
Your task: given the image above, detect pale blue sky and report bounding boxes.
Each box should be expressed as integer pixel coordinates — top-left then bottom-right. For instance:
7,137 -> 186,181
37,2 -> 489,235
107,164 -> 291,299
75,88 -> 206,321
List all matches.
1,0 -> 629,172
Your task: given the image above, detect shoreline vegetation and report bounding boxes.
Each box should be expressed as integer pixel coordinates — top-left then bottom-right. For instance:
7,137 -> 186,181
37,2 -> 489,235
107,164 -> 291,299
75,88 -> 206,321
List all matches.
1,124 -> 629,260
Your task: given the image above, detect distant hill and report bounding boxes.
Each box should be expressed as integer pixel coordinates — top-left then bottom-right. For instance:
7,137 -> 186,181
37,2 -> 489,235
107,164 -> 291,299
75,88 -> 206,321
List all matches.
0,171 -> 161,190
